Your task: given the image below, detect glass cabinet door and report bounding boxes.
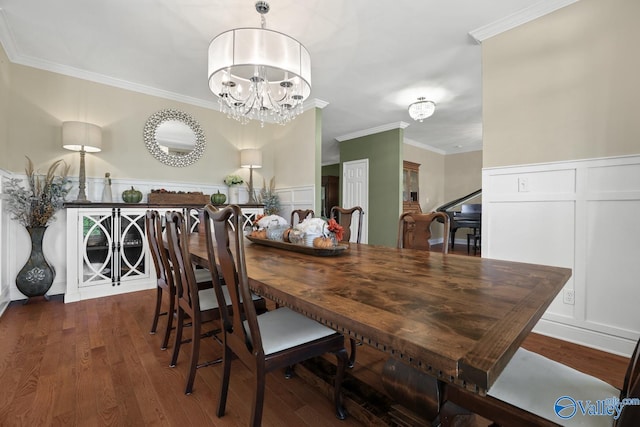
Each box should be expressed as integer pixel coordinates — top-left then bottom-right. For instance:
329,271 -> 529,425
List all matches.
409,170 -> 419,202
118,211 -> 147,281
81,212 -> 113,285
403,168 -> 410,202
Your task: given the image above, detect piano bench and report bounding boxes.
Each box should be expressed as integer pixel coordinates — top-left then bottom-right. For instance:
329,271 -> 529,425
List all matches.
467,232 -> 481,256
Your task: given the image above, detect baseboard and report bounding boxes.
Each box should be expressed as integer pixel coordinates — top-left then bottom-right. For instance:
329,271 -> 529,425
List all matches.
533,318 -> 636,358
0,299 -> 8,317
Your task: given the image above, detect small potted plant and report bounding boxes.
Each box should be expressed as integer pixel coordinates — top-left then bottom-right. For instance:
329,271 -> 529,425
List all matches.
224,174 -> 244,204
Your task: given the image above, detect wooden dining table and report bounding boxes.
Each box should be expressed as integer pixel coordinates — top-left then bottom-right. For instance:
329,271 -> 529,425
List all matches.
188,233 -> 572,420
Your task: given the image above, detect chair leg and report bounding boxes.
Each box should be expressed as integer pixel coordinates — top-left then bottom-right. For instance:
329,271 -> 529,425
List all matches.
250,370 -> 266,427
334,348 -> 348,420
170,307 -> 184,367
348,338 -> 357,368
161,292 -> 175,350
184,315 -> 201,395
216,345 -> 232,418
284,365 -> 295,379
150,286 -> 163,334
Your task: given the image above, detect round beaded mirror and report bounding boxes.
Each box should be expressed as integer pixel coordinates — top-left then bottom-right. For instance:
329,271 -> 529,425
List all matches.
143,109 -> 206,167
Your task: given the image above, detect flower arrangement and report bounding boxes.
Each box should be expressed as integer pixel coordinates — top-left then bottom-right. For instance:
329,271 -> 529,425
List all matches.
223,174 -> 244,186
327,218 -> 344,242
4,157 -> 71,228
259,176 -> 280,215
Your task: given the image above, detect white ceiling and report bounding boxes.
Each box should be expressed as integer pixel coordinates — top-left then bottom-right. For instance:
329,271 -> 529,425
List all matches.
0,0 -> 574,164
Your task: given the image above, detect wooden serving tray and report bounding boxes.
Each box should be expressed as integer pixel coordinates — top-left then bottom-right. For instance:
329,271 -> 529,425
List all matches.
246,236 -> 348,257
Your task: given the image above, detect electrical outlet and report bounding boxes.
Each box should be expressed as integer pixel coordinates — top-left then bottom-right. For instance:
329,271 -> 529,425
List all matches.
518,177 -> 530,192
563,289 -> 575,305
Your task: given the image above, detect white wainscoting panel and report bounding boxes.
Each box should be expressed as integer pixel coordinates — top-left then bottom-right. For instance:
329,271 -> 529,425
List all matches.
483,154 -> 640,357
276,185 -> 315,224
0,169 -> 11,316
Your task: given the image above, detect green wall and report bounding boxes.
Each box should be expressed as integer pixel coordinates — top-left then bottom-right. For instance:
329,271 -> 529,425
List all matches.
322,163 -> 340,176
340,129 -> 403,247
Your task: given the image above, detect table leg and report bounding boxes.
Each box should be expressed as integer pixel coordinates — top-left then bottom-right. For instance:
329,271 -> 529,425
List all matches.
381,358 -> 443,423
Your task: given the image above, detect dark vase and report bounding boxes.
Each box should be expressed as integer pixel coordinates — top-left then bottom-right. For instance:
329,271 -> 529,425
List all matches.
15,226 -> 55,299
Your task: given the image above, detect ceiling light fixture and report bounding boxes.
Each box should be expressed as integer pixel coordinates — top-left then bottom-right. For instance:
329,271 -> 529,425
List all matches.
408,97 -> 436,122
208,1 -> 311,127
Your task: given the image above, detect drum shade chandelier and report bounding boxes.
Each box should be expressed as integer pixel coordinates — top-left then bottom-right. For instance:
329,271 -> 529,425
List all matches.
408,97 -> 436,122
208,1 -> 311,126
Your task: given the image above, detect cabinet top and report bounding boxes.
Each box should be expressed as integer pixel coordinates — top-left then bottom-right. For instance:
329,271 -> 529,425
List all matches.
64,202 -> 265,209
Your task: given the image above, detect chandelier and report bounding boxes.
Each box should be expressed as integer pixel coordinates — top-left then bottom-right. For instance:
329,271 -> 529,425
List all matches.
408,97 -> 436,122
208,1 -> 311,126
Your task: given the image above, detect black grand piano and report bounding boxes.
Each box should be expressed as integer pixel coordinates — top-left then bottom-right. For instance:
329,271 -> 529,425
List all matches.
436,189 -> 482,250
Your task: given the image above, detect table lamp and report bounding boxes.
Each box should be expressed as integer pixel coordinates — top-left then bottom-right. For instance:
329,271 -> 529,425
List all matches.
62,121 -> 102,203
240,149 -> 262,204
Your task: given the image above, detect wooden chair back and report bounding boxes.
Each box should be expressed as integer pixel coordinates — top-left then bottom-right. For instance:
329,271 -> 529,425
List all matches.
164,211 -> 201,325
398,211 -> 450,254
145,210 -> 176,349
290,209 -> 314,225
146,210 -> 171,290
330,206 -> 364,243
203,205 -> 263,365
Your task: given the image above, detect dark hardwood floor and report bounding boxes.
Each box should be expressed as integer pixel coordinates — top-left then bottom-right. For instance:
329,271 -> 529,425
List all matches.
0,267 -> 629,426
0,293 -> 365,427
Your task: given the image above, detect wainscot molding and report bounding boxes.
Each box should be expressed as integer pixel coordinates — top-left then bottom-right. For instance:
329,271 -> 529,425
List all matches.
483,154 -> 640,357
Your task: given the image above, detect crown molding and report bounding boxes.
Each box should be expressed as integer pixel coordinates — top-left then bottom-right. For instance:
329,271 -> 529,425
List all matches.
469,0 -> 578,43
403,138 -> 447,155
1,9 -> 326,116
0,9 -> 18,59
336,122 -> 410,142
305,99 -> 329,109
3,49 -> 327,116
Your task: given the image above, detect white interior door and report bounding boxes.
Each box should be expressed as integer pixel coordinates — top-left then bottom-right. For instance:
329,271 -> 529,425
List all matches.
342,159 -> 369,243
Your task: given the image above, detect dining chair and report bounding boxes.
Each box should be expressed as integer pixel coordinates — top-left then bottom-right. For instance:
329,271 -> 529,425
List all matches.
397,211 -> 450,254
439,336 -> 640,427
329,205 -> 364,368
330,206 -> 364,244
203,204 -> 349,426
164,210 -> 266,394
146,210 -> 177,350
146,210 -> 215,350
290,209 -> 314,225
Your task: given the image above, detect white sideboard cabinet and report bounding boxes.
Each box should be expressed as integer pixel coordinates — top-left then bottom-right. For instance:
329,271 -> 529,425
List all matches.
65,204 -> 265,303
65,206 -> 152,303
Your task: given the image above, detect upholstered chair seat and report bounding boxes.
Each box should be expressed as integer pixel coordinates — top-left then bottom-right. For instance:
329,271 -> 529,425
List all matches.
488,348 -> 618,427
244,307 -> 337,355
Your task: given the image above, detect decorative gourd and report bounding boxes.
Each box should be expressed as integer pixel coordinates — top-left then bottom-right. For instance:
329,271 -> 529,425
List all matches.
250,229 -> 267,239
313,236 -> 334,249
122,186 -> 143,203
211,190 -> 226,205
283,228 -> 292,243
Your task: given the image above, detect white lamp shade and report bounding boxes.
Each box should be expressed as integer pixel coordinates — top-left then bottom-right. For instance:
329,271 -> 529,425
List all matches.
62,121 -> 102,152
240,149 -> 263,168
208,28 -> 311,101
